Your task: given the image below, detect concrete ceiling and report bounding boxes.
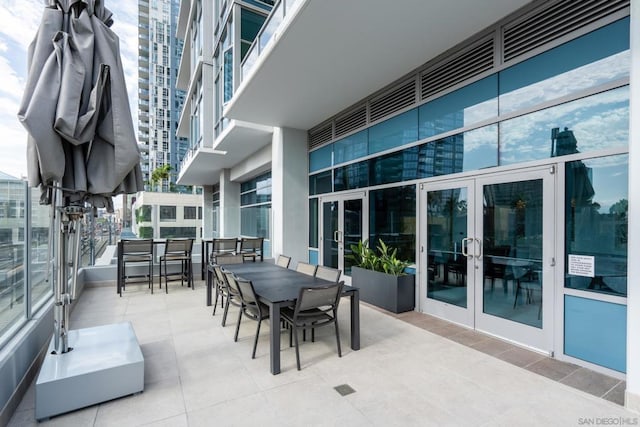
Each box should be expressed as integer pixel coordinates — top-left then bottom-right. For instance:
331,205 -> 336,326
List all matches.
224,0 -> 532,130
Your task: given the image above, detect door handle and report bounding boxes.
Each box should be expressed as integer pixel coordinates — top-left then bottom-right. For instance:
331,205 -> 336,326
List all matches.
461,237 -> 473,257
334,231 -> 339,242
474,238 -> 483,259
336,230 -> 343,244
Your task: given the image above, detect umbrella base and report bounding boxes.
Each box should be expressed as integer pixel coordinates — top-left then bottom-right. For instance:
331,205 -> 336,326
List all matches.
35,322 -> 144,420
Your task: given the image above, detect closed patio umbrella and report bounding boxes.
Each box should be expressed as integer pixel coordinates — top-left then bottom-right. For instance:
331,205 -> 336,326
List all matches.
17,0 -> 143,354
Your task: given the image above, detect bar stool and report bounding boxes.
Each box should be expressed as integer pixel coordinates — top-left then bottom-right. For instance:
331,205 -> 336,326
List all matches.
159,238 -> 194,293
121,239 -> 154,294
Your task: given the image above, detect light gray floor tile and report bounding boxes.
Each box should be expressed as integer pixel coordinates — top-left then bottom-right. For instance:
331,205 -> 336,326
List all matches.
8,279 -> 639,427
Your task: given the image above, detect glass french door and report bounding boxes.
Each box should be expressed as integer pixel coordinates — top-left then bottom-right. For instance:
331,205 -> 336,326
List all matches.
419,168 -> 555,351
319,192 -> 367,283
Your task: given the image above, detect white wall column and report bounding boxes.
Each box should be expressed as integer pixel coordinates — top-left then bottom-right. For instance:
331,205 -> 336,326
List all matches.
626,1 -> 640,413
219,169 -> 240,237
271,127 -> 309,266
202,185 -> 213,239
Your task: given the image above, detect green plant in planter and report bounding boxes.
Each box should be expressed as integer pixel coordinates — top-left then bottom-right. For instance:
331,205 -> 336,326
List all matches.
348,239 -> 410,276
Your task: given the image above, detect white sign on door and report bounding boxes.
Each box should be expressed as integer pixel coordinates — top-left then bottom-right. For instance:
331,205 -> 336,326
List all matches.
568,254 -> 595,278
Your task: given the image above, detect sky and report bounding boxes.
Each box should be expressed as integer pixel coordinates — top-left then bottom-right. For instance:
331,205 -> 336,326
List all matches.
0,0 -> 139,180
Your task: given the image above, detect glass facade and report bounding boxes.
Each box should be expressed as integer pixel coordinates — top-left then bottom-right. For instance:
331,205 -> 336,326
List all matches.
241,172 -> 272,255
0,179 -> 51,345
369,185 -> 416,263
565,155 -> 628,296
308,17 -> 630,286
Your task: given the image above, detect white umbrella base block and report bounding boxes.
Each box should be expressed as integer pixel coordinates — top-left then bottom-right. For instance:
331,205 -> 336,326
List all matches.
35,322 -> 144,420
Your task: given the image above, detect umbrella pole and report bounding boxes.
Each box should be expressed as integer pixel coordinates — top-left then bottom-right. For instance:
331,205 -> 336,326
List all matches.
53,197 -> 85,355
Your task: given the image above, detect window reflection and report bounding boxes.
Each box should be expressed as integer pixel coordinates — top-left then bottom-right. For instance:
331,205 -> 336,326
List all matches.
309,171 -> 332,195
369,185 -> 416,262
500,87 -> 628,165
500,17 -> 629,115
419,75 -> 498,139
565,155 -> 628,296
334,161 -> 369,192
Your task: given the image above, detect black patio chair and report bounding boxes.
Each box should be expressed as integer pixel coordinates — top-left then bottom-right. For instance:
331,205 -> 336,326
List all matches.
159,238 -> 194,293
222,271 -> 244,328
276,255 -> 291,268
120,239 -> 154,294
281,282 -> 343,370
235,277 -> 270,359
295,261 -> 317,276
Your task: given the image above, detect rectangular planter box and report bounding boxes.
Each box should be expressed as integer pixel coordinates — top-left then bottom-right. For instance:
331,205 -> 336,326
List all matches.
351,266 -> 415,313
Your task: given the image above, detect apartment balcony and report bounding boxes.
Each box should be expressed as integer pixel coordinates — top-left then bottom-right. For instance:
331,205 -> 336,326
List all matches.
225,0 -> 530,129
176,120 -> 272,186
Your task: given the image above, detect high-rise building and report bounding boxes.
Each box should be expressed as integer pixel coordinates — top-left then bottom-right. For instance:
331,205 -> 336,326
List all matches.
138,0 -> 189,193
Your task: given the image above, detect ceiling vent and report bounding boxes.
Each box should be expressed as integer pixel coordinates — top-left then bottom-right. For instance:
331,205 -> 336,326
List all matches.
369,79 -> 416,123
421,37 -> 494,100
503,0 -> 629,62
335,105 -> 367,138
308,124 -> 333,149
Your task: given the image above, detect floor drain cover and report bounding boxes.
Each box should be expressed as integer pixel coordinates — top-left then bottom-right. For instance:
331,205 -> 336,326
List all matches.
334,384 -> 356,396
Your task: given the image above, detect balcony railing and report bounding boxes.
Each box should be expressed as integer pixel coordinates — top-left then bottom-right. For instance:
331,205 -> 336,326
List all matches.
240,0 -> 302,81
0,178 -> 120,348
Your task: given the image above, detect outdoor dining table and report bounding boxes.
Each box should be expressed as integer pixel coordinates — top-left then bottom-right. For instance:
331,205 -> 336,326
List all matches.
221,262 -> 360,375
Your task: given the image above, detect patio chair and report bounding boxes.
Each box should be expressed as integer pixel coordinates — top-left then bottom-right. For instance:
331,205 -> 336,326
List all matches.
235,278 -> 270,358
276,255 -> 291,268
211,265 -> 228,316
281,283 -> 343,370
238,237 -> 264,262
216,254 -> 245,265
295,261 -> 317,276
210,238 -> 239,264
314,265 -> 341,283
222,271 -> 244,327
121,239 -> 154,294
159,238 -> 194,293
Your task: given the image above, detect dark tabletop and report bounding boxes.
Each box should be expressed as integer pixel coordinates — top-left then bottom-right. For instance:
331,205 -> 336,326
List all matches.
224,263 -> 352,304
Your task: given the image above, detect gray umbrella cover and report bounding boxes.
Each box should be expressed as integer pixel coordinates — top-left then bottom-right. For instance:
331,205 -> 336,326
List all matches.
18,0 -> 143,211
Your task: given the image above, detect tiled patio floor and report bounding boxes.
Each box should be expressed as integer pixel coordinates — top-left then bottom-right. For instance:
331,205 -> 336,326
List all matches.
7,280 -> 637,426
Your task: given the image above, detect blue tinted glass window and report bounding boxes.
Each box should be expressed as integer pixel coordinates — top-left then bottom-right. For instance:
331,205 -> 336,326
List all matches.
565,155 -> 628,297
369,109 -> 418,155
369,185 -> 416,262
370,147 -> 420,186
500,87 -> 628,166
240,9 -> 266,41
334,130 -> 368,165
309,198 -> 318,248
419,75 -> 498,139
241,205 -> 271,238
309,171 -> 332,195
500,17 -> 630,114
309,144 -> 333,172
223,49 -> 233,103
334,161 -> 369,192
415,125 -> 497,178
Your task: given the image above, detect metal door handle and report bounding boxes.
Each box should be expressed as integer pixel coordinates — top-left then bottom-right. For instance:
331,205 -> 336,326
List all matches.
461,237 -> 473,257
474,238 -> 483,259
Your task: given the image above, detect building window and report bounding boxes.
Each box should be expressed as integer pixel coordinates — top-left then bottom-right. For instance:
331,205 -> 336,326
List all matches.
137,205 -> 152,222
159,206 -> 176,221
564,154 -> 628,297
240,172 -> 271,249
160,227 -> 196,238
369,185 -> 416,263
184,206 -> 197,220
